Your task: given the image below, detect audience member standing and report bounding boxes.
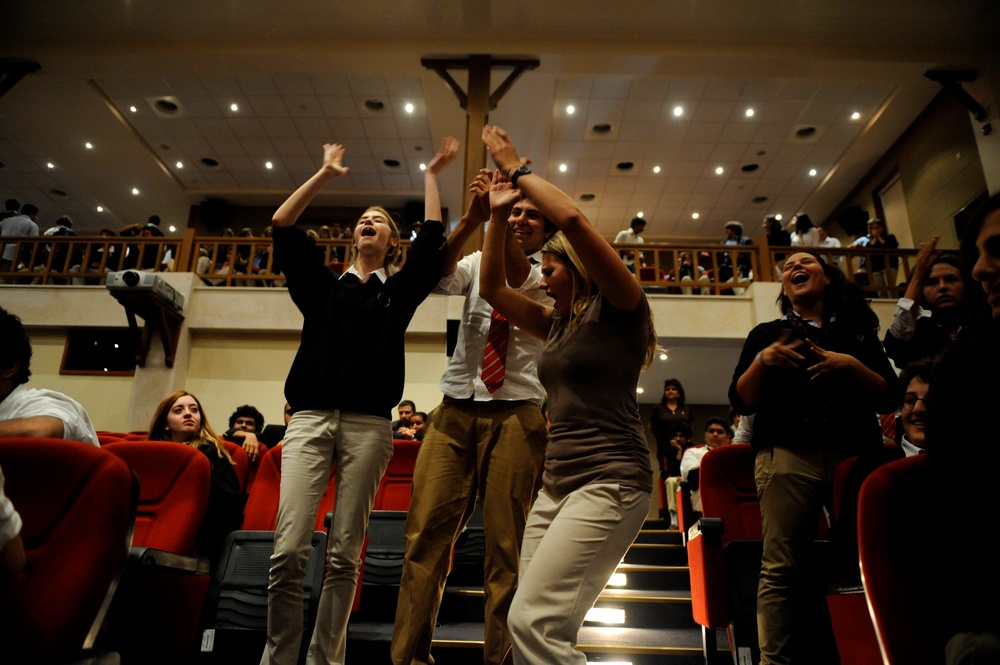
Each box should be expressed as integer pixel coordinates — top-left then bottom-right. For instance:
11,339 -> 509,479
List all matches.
649,378 -> 694,476
729,250 -> 897,664
816,226 -> 843,267
928,192 -> 1000,664
0,204 -> 40,272
614,216 -> 646,273
480,124 -> 655,665
852,217 -> 899,297
787,213 -> 819,247
262,139 -> 450,665
391,138 -> 551,665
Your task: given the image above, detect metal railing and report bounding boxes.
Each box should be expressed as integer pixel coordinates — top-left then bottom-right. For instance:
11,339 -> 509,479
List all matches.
0,231 -> 920,298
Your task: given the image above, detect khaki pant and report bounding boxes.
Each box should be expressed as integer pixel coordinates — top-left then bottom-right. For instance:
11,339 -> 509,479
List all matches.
391,397 -> 546,665
261,410 -> 393,665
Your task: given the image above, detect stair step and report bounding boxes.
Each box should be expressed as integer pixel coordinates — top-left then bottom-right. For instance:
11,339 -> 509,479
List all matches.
634,528 -> 685,545
614,563 -> 691,590
623,542 -> 689,566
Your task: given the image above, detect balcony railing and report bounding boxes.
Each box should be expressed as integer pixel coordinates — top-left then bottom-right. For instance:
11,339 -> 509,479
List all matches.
0,231 -> 920,298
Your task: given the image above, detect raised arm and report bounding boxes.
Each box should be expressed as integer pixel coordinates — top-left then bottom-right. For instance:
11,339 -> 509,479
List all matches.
482,125 -> 643,313
480,170 -> 553,340
441,169 -> 492,276
272,143 -> 349,228
424,136 -> 460,223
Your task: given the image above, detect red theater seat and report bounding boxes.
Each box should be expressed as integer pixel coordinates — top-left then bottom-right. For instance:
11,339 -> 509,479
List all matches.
0,438 -> 137,663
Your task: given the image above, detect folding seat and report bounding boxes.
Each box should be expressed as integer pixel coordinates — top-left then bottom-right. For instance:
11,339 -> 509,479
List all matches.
675,473 -> 698,544
0,437 -> 137,664
372,438 -> 421,511
859,455 -> 948,665
245,441 -> 268,495
100,440 -> 214,665
221,439 -> 249,498
96,430 -> 128,445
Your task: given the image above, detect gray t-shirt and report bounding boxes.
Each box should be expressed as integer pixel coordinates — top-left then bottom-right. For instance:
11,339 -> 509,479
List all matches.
538,294 -> 653,498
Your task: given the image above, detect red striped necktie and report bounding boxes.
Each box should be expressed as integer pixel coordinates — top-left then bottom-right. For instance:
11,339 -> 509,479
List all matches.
481,309 -> 509,394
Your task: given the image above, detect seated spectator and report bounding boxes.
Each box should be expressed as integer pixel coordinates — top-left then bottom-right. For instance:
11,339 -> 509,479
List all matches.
147,390 -> 241,562
0,307 -> 98,445
400,411 -> 428,442
259,402 -> 292,447
680,417 -> 734,513
883,238 -> 988,370
224,404 -> 264,462
391,399 -> 416,439
0,464 -> 25,585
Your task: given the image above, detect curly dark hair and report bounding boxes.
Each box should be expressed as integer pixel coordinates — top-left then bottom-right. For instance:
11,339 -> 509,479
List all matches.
0,307 -> 32,386
776,250 -> 880,335
229,404 -> 265,431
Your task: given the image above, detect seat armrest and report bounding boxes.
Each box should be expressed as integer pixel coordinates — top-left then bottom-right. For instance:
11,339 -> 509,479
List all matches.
129,546 -> 212,575
696,516 -> 723,540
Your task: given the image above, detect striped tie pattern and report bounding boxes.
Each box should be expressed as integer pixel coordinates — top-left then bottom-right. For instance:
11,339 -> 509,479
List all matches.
481,309 -> 509,394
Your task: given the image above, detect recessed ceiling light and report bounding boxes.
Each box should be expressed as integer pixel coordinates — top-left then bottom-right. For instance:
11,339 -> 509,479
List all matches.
364,99 -> 385,111
745,108 -> 755,117
175,161 -> 184,169
653,165 -> 661,174
419,163 -> 426,171
775,213 -> 783,221
636,211 -> 644,218
46,162 -> 55,169
383,159 -> 400,167
616,161 -> 634,171
673,105 -> 683,117
580,193 -> 596,202
566,104 -> 575,115
851,111 -> 861,120
404,102 -> 414,114
715,166 -> 724,175
741,163 -> 759,172
201,157 -> 220,167
85,142 -> 93,149
265,161 -> 273,169
129,105 -> 137,113
692,212 -> 700,219
230,103 -> 239,112
131,188 -> 140,195
169,225 -> 176,232
752,195 -> 769,204
659,352 -> 668,361
809,168 -> 818,176
96,206 -> 104,212
559,163 -> 567,173
636,387 -> 644,394
592,123 -> 613,134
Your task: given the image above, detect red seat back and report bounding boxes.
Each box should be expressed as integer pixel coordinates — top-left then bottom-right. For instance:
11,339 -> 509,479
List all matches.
222,439 -> 249,496
859,455 -> 948,665
699,444 -> 761,544
241,443 -> 337,531
103,440 -> 210,554
0,438 -> 136,660
373,439 -> 421,510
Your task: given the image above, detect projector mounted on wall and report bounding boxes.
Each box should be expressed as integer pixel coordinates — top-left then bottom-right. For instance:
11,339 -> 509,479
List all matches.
105,270 -> 184,312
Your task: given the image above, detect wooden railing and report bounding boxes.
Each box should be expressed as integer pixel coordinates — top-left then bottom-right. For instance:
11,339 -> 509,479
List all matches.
0,232 -> 920,298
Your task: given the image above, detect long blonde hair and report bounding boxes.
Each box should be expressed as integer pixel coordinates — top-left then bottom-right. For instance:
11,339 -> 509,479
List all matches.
148,390 -> 234,465
542,231 -> 658,369
349,206 -> 401,274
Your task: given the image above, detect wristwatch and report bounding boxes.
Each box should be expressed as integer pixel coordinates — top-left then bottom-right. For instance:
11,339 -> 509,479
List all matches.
510,165 -> 532,188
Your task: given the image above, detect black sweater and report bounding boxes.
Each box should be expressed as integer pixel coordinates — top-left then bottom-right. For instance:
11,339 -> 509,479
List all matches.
275,220 -> 446,418
729,318 -> 899,455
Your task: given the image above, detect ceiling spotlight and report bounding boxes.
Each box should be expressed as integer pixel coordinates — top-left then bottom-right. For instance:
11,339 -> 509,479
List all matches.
659,352 -> 668,361
230,103 -> 239,112
851,111 -> 861,120
745,108 -> 755,117
566,104 -> 575,115
775,213 -> 783,221
419,163 -> 426,171
653,165 -> 661,174
129,105 -> 137,113
636,211 -> 644,218
559,163 -> 568,173
131,187 -> 140,195
46,162 -> 55,169
176,161 -> 183,168
168,226 -> 177,232
636,387 -> 644,394
85,142 -> 93,150
404,102 -> 414,114
715,166 -> 724,175
96,206 -> 104,212
673,106 -> 683,117
808,168 -> 818,177
265,161 -> 273,169
692,212 -> 700,219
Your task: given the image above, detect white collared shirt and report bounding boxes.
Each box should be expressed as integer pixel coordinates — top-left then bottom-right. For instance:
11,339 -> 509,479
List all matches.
435,250 -> 551,404
344,264 -> 388,284
0,384 -> 99,446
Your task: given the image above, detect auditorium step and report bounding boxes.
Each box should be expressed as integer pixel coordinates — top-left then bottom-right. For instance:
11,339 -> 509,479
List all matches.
346,519 -> 730,663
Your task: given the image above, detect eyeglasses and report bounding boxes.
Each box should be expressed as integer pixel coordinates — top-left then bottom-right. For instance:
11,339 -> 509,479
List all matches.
902,395 -> 927,410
